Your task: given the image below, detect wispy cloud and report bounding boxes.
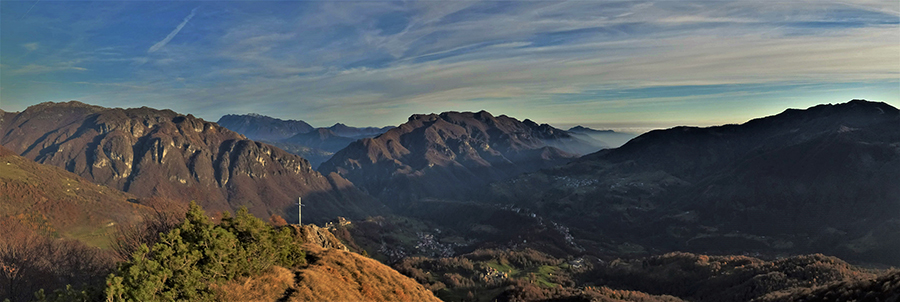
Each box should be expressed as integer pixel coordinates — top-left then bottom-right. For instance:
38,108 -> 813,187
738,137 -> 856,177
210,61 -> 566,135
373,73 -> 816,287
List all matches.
21,42 -> 38,51
1,0 -> 897,127
148,7 -> 197,53
10,63 -> 87,74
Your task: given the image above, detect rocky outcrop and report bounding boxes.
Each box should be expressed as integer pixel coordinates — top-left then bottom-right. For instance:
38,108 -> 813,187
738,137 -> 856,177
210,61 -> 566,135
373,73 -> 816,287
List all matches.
0,101 -> 385,223
294,224 -> 349,251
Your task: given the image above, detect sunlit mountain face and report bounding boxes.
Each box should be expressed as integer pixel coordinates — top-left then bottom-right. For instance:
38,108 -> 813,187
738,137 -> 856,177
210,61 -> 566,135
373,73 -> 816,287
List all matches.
2,1 -> 899,301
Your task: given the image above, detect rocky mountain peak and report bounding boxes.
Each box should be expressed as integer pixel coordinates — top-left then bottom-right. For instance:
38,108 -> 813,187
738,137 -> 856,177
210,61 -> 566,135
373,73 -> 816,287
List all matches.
320,110 -> 596,205
0,102 -> 384,223
293,224 -> 349,251
408,113 -> 440,122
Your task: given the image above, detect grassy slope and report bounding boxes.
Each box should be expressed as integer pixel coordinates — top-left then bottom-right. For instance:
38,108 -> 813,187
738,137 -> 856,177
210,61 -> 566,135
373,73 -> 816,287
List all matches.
0,146 -> 148,248
286,244 -> 442,302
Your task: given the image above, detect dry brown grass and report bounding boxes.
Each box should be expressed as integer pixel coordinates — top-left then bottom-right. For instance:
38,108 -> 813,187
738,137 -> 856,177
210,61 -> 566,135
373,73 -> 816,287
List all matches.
0,145 -> 148,248
287,244 -> 441,302
210,265 -> 295,302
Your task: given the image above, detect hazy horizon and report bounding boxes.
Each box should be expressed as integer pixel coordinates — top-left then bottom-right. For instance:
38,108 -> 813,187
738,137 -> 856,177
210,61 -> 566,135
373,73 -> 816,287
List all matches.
2,0 -> 898,129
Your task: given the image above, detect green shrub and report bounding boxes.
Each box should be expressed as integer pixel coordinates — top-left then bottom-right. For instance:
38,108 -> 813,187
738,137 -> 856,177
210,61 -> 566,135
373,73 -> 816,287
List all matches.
104,202 -> 305,301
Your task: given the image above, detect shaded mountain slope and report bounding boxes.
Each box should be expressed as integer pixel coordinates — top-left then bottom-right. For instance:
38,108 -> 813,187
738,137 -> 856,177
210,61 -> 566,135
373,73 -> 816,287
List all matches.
275,128 -> 365,168
282,128 -> 356,153
320,110 -> 595,204
0,145 -> 147,247
216,113 -> 313,141
758,269 -> 900,302
260,140 -> 336,170
388,244 -> 881,302
0,101 -> 384,223
585,252 -> 878,302
490,100 -> 900,265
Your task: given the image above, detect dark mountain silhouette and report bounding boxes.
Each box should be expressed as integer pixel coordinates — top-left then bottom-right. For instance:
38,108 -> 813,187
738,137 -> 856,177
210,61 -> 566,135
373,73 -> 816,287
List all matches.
319,110 -> 597,206
490,100 -> 900,265
567,125 -> 637,148
0,101 -> 385,223
326,123 -> 393,139
216,113 -> 314,141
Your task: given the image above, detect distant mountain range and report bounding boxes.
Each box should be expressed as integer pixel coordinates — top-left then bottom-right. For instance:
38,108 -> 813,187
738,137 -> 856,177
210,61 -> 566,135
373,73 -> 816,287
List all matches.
490,99 -> 900,265
216,114 -> 391,142
326,123 -> 393,139
217,114 -> 392,168
282,128 -> 358,154
216,113 -> 314,141
5,99 -> 899,301
0,102 -> 384,223
319,110 -> 599,206
567,125 -> 637,148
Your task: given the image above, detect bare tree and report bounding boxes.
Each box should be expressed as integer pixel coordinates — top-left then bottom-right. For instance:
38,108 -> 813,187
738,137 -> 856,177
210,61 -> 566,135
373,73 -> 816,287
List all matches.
110,197 -> 187,260
0,218 -> 114,302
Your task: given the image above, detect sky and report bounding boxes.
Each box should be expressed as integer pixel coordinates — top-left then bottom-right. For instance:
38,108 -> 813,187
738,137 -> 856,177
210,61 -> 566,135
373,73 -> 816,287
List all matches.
1,0 -> 898,132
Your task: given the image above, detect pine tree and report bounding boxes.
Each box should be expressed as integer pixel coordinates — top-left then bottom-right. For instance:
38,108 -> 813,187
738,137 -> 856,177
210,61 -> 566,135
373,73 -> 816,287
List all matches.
104,202 -> 305,301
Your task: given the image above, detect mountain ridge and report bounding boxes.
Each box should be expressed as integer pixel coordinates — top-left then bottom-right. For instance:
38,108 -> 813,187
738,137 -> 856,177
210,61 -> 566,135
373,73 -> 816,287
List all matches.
217,113 -> 314,141
489,99 -> 900,265
217,113 -> 394,168
326,123 -> 393,139
319,110 -> 597,206
0,101 -> 385,223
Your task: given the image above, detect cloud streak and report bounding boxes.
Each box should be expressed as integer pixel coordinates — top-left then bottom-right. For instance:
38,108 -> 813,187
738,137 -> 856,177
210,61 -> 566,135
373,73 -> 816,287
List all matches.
21,42 -> 38,51
1,0 -> 897,128
148,7 -> 197,53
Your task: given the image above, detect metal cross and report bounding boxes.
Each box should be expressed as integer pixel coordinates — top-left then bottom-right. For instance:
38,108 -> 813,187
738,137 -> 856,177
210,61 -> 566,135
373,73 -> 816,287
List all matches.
296,197 -> 305,225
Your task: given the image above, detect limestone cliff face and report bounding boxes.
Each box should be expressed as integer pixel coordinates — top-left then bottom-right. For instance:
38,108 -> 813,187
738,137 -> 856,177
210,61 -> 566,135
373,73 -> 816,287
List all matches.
0,101 -> 384,222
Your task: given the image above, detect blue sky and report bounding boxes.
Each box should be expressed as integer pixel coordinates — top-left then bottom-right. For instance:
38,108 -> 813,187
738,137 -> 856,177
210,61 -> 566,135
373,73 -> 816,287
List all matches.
1,0 -> 897,132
